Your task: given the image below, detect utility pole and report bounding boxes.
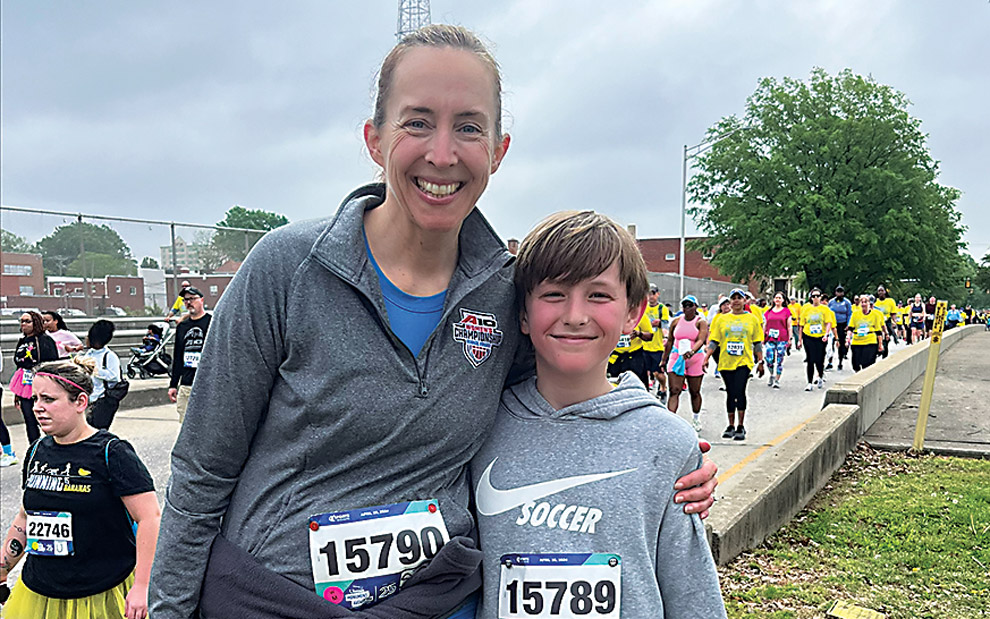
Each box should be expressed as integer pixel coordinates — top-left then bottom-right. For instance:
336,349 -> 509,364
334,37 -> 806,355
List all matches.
396,0 -> 431,39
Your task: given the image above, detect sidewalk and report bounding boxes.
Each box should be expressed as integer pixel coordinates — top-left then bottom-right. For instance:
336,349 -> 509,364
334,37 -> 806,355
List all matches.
864,329 -> 990,457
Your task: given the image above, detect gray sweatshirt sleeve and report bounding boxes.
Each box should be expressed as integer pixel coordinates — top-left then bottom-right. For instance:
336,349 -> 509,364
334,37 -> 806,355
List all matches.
149,230 -> 294,618
655,451 -> 728,619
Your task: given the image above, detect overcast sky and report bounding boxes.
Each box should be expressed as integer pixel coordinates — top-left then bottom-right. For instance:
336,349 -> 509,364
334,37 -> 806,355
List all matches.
2,0 -> 988,265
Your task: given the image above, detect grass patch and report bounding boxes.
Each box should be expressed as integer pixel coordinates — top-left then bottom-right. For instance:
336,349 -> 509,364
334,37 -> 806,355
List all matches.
719,443 -> 990,618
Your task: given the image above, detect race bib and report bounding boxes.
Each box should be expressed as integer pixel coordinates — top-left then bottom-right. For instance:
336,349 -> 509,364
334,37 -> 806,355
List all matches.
183,352 -> 201,368
309,500 -> 449,610
856,324 -> 869,337
767,329 -> 780,339
21,370 -> 34,386
26,511 -> 73,556
498,553 -> 620,619
809,324 -> 823,335
676,339 -> 691,355
726,341 -> 745,356
615,334 -> 631,350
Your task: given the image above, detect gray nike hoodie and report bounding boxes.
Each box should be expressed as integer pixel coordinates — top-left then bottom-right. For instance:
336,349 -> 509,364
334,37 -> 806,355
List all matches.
470,373 -> 727,618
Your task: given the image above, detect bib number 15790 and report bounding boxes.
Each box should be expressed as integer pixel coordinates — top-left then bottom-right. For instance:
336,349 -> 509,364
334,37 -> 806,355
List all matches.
318,526 -> 444,576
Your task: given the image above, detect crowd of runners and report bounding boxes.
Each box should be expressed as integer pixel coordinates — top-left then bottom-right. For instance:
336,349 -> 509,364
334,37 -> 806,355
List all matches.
609,285 -> 989,442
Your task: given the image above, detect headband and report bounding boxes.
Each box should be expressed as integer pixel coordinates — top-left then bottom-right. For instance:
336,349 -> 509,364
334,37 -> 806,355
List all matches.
34,372 -> 89,396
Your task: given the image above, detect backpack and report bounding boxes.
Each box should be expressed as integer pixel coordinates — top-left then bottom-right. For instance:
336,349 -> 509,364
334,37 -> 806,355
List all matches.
101,351 -> 130,403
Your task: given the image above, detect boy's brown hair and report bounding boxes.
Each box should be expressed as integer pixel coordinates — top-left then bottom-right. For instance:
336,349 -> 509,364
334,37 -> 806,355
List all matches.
514,210 -> 649,310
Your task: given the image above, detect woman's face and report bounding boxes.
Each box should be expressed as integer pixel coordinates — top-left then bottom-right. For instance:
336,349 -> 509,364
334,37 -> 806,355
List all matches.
32,376 -> 88,438
774,294 -> 784,307
682,302 -> 696,318
860,296 -> 871,312
364,46 -> 509,236
730,295 -> 745,312
19,313 -> 35,336
42,313 -> 58,332
915,294 -> 922,304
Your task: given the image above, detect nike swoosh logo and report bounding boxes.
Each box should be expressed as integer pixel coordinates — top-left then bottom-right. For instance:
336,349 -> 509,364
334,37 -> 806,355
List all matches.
475,458 -> 637,516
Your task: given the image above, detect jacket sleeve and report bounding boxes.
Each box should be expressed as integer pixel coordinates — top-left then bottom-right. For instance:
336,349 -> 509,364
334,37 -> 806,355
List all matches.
654,449 -> 728,619
168,323 -> 184,389
149,230 -> 293,619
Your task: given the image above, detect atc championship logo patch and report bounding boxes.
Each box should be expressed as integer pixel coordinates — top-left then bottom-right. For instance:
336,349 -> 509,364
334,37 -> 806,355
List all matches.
452,309 -> 504,367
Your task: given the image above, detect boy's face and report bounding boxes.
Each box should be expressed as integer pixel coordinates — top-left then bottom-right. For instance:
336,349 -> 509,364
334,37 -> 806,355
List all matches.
521,262 -> 644,381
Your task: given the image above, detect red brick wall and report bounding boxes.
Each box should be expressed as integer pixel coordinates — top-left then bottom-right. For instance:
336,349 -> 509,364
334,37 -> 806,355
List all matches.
0,252 -> 45,297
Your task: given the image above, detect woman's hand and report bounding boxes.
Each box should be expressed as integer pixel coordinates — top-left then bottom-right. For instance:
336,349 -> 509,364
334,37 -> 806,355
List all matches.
674,452 -> 718,519
125,581 -> 149,619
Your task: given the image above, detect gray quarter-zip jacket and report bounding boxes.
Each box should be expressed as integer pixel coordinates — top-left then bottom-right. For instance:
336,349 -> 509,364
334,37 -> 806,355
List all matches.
471,373 -> 727,618
149,184 -> 523,618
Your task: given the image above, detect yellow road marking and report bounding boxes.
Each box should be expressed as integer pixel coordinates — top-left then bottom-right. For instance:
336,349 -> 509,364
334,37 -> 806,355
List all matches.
717,415 -> 818,484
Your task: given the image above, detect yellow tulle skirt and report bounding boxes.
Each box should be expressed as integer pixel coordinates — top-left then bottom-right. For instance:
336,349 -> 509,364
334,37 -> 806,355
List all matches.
2,572 -> 135,619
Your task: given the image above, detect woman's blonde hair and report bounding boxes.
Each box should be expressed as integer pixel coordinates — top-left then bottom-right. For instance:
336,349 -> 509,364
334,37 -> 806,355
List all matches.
34,357 -> 96,401
372,24 -> 503,139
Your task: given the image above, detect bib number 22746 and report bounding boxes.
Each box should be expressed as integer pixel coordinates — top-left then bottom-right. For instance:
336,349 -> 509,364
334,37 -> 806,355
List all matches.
499,553 -> 620,618
308,500 -> 449,610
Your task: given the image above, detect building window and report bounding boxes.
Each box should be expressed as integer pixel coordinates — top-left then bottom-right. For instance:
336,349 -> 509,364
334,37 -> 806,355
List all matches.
19,285 -> 34,295
3,264 -> 32,276
115,285 -> 122,293
130,287 -> 137,295
53,287 -> 63,296
91,286 -> 97,293
74,287 -> 82,293
665,253 -> 676,261
209,285 -> 218,295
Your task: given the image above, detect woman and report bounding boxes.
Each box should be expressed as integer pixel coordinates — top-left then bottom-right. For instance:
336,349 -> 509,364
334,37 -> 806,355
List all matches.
0,357 -> 160,618
924,295 -> 937,338
147,25 -> 716,619
908,294 -> 926,344
847,294 -> 885,371
704,288 -> 765,441
708,296 -> 731,383
763,292 -> 792,388
41,310 -> 85,358
797,288 -> 832,391
9,311 -> 59,443
662,294 -> 709,432
82,319 -> 124,430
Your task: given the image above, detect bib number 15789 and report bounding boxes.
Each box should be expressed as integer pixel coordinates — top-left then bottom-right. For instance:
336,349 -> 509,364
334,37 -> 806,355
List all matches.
499,553 -> 620,619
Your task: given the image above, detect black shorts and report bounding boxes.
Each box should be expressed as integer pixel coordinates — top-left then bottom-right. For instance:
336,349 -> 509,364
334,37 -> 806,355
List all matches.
643,350 -> 664,373
925,318 -> 934,330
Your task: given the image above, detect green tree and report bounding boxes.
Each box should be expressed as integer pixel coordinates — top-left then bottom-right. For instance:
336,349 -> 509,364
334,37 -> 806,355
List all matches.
1,229 -> 34,253
67,252 -> 137,278
194,231 -> 226,273
688,68 -> 965,296
210,206 -> 288,261
36,221 -> 135,276
140,256 -> 160,269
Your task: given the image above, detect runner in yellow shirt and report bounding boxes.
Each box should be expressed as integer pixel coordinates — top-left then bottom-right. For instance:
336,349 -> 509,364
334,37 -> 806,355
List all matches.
608,307 -> 654,388
847,295 -> 886,371
642,284 -> 668,403
787,298 -> 802,355
799,288 -> 833,390
874,285 -> 897,358
704,288 -> 764,441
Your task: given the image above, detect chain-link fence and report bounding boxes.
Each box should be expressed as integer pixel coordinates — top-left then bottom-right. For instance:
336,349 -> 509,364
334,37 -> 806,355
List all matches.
648,272 -> 748,309
1,205 -> 267,318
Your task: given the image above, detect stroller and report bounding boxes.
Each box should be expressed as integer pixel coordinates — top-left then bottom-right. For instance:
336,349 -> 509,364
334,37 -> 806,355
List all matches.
126,322 -> 174,379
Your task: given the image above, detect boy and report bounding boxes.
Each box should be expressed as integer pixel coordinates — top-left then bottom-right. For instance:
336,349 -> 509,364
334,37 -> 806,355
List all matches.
471,211 -> 726,618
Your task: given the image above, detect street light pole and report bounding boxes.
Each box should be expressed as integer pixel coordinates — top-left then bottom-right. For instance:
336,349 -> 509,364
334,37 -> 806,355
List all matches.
678,125 -> 749,301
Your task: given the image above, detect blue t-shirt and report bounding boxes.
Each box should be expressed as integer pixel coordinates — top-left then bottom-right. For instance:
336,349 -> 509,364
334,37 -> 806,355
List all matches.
366,238 -> 446,356
828,298 -> 853,324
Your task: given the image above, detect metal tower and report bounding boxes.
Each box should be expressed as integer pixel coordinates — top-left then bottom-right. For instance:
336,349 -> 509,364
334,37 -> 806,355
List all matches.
396,0 -> 431,39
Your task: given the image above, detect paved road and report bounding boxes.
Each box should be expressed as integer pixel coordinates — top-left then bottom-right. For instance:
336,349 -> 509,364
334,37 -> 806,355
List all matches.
0,337 -> 913,582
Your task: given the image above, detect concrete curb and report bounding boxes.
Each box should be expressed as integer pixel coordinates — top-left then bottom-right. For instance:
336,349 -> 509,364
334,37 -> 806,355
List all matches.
707,324 -> 982,566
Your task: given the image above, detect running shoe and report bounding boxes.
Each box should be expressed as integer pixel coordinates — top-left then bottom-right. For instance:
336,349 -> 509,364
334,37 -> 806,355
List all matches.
825,363 -> 833,371
692,418 -> 703,433
768,375 -> 774,387
0,453 -> 17,467
721,425 -> 735,439
817,378 -> 824,389
733,425 -> 746,441
773,378 -> 781,389
658,391 -> 668,406
838,362 -> 843,370
805,383 -> 814,392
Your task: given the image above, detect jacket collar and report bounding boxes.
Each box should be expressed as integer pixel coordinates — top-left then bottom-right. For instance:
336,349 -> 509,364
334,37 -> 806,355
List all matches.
311,183 -> 512,290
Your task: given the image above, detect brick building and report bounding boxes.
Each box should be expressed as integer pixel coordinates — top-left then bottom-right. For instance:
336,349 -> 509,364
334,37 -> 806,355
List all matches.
47,276 -> 145,313
1,252 -> 45,297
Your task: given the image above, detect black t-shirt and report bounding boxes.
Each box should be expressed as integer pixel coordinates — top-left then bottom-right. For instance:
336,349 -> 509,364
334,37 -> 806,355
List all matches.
170,313 -> 212,388
14,333 -> 59,370
20,430 -> 155,598
925,303 -> 937,320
